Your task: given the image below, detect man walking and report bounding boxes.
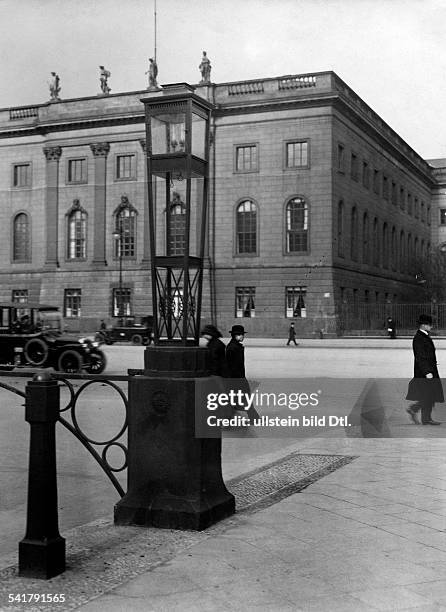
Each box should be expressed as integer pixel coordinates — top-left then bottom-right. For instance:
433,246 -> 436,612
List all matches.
286,322 -> 298,346
406,314 -> 443,425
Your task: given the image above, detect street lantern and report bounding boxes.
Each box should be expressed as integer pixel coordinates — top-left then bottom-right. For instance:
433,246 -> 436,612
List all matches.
142,84 -> 212,345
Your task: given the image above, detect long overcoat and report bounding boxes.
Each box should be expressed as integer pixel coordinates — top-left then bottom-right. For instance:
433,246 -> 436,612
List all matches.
406,330 -> 444,403
225,338 -> 245,378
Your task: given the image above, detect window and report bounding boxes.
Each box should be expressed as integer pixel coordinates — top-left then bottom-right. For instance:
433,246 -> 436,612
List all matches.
373,169 -> 380,195
286,286 -> 307,318
236,200 -> 257,254
391,226 -> 397,271
337,144 -> 345,172
13,213 -> 30,261
286,197 -> 308,253
421,201 -> 425,223
382,175 -> 389,200
116,154 -> 136,180
382,223 -> 389,269
373,217 -> 379,266
362,213 -> 369,264
67,158 -> 87,183
350,153 -> 358,181
67,208 -> 87,259
407,193 -> 413,215
414,197 -> 419,218
350,207 -> 358,261
12,163 -> 31,188
64,289 -> 82,318
167,194 -> 186,256
113,288 -> 132,317
12,289 -> 28,303
399,187 -> 405,210
285,141 -> 308,168
391,181 -> 397,206
362,161 -> 370,189
337,201 -> 344,257
235,145 -> 258,172
399,230 -> 405,273
235,287 -> 255,318
427,205 -> 431,226
115,202 -> 136,258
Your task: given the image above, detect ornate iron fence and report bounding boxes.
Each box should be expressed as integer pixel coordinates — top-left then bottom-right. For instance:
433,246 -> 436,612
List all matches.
338,302 -> 444,333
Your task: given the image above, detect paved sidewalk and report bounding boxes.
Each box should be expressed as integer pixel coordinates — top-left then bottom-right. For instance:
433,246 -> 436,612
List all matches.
71,437 -> 446,612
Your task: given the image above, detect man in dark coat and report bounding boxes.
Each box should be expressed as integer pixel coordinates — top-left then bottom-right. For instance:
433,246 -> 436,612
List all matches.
386,317 -> 397,339
201,324 -> 227,377
226,325 -> 259,422
286,322 -> 298,346
406,314 -> 443,425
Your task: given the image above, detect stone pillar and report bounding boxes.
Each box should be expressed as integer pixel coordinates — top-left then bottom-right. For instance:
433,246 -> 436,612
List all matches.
115,347 -> 235,530
43,146 -> 62,266
90,143 -> 110,265
139,139 -> 150,262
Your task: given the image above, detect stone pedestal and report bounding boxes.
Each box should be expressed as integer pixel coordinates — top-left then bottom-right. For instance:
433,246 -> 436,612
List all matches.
114,346 -> 235,530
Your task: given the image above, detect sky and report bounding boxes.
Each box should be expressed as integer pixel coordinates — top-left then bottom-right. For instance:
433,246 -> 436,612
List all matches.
0,0 -> 445,159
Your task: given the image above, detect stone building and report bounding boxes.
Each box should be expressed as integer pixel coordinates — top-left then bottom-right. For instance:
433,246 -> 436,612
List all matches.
0,71 -> 442,336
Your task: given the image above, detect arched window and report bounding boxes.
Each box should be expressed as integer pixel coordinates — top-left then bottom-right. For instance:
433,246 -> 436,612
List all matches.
13,212 -> 30,261
407,233 -> 412,263
286,197 -> 308,253
67,202 -> 87,259
414,236 -> 419,260
337,201 -> 344,257
167,192 -> 186,256
382,223 -> 389,268
114,196 -> 136,258
362,212 -> 369,264
236,200 -> 257,254
350,206 -> 358,261
399,230 -> 405,273
373,217 -> 379,266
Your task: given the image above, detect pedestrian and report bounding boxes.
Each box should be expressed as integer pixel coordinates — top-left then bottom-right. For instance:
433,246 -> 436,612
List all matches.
100,319 -> 107,331
286,321 -> 298,346
406,314 -> 443,425
201,324 -> 227,376
226,325 -> 259,423
386,317 -> 397,339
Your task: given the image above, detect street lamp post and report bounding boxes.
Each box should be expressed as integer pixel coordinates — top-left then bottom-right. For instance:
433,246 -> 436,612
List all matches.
115,83 -> 235,531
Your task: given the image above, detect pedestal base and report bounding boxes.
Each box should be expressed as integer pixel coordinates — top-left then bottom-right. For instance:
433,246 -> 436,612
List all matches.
19,536 -> 65,579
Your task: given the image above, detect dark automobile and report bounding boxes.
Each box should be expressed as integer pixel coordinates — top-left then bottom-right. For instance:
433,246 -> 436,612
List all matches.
0,302 -> 107,373
97,316 -> 153,345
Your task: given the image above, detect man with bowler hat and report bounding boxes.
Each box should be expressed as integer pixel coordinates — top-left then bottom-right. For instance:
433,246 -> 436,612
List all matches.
406,314 -> 443,425
201,324 -> 227,377
226,325 -> 259,422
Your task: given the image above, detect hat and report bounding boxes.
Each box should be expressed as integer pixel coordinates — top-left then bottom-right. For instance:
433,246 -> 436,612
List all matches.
418,314 -> 433,325
229,325 -> 246,335
201,324 -> 222,338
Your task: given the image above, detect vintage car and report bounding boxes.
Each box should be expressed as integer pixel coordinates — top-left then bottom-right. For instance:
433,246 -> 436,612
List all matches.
96,315 -> 153,345
0,302 -> 107,373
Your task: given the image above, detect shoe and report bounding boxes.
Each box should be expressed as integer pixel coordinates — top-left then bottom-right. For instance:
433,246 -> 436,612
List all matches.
406,407 -> 420,424
422,420 -> 441,425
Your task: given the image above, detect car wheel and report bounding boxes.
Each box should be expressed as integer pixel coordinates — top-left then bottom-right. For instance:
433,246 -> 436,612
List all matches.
131,334 -> 143,345
57,350 -> 83,373
84,350 -> 107,374
24,338 -> 49,366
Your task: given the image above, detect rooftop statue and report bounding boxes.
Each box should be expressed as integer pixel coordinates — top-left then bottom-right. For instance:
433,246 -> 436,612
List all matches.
48,72 -> 61,102
199,51 -> 211,83
146,58 -> 158,89
99,66 -> 111,95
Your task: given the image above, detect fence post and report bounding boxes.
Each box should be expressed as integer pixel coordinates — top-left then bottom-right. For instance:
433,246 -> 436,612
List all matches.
19,370 -> 65,579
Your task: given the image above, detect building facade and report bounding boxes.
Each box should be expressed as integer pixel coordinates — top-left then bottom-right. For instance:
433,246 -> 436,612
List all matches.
0,71 -> 442,336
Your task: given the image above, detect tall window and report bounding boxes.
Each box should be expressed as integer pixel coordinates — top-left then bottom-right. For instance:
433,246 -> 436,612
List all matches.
64,289 -> 81,318
407,193 -> 413,215
337,201 -> 344,257
13,213 -> 30,261
399,187 -> 405,210
337,144 -> 345,172
13,163 -> 31,188
362,212 -> 369,264
235,287 -> 255,318
12,289 -> 28,303
391,181 -> 397,206
116,154 -> 136,180
407,233 -> 412,263
67,158 -> 87,183
235,145 -> 257,172
286,197 -> 308,253
373,217 -> 379,266
414,197 -> 419,218
286,286 -> 307,318
67,208 -> 87,259
391,226 -> 397,271
399,230 -> 405,273
421,201 -> 425,223
350,153 -> 358,181
350,206 -> 358,261
113,288 -> 132,317
373,169 -> 380,194
236,200 -> 257,254
285,141 -> 308,168
362,161 -> 370,189
115,199 -> 136,258
382,175 -> 389,200
382,222 -> 389,268
167,194 -> 186,256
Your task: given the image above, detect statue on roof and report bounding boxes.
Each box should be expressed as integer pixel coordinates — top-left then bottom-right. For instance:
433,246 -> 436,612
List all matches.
199,51 -> 211,84
48,72 -> 61,102
99,66 -> 111,95
146,58 -> 159,90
